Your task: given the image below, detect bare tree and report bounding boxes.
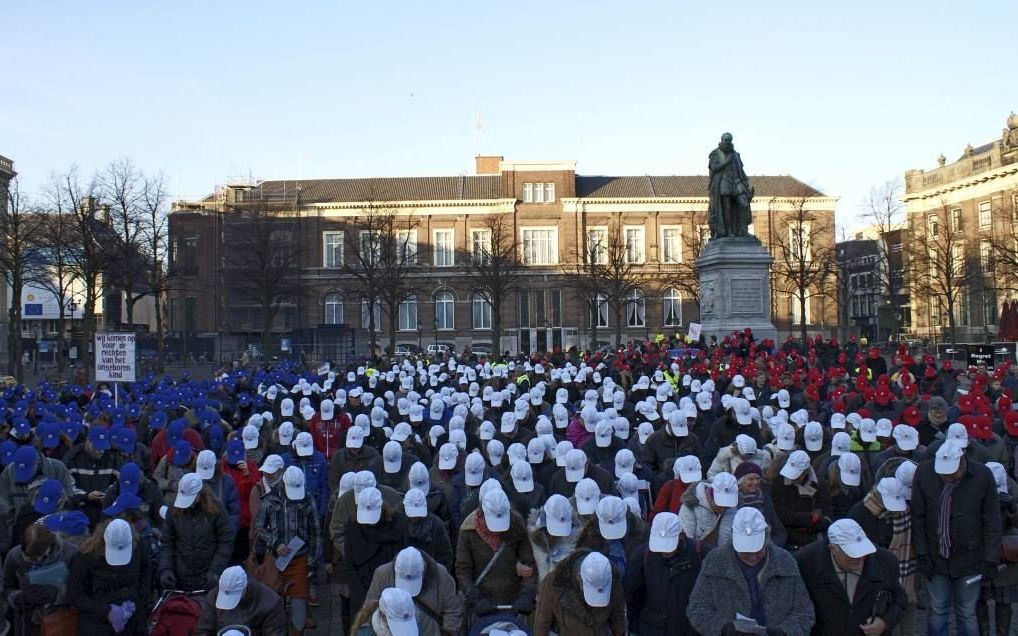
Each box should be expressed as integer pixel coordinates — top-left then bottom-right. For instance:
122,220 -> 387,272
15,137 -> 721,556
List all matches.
986,189 -> 1018,296
341,203 -> 419,356
907,199 -> 974,344
460,214 -> 524,358
772,189 -> 838,343
662,210 -> 709,315
0,176 -> 44,376
222,199 -> 300,355
862,179 -> 907,337
140,174 -> 170,371
25,205 -> 77,374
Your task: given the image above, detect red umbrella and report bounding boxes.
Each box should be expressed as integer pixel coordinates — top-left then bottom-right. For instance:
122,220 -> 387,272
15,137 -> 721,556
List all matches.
1008,301 -> 1018,341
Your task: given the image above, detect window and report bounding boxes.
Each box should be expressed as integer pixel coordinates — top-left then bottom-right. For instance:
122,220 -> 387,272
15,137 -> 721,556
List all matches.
398,296 -> 417,331
397,229 -> 417,266
626,290 -> 646,327
625,226 -> 645,264
522,183 -> 554,203
435,292 -> 455,330
359,230 -> 380,266
661,227 -> 682,263
663,288 -> 682,326
590,294 -> 608,328
471,229 -> 492,264
323,293 -> 343,325
517,290 -> 531,327
551,289 -> 561,326
323,232 -> 343,268
361,300 -> 381,331
586,228 -> 607,265
928,214 -> 940,237
788,222 -> 811,260
472,294 -> 492,330
984,289 -> 998,327
979,201 -> 992,229
951,208 -> 963,232
433,229 -> 454,267
791,295 -> 811,325
522,228 -> 557,265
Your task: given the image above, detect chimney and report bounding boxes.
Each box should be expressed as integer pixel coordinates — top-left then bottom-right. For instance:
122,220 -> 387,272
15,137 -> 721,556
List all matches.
475,155 -> 503,175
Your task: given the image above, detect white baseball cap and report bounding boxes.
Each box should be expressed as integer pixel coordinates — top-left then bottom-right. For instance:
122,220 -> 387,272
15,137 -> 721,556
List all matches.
828,518 -> 876,558
294,432 -> 314,457
481,489 -> 512,532
648,511 -> 681,553
510,461 -> 534,493
391,422 -> 413,443
407,462 -> 430,494
780,450 -> 811,481
383,441 -> 403,474
438,442 -> 458,470
776,389 -> 791,408
464,452 -> 485,486
527,438 -> 546,464
379,587 -> 419,636
731,506 -> 768,553
580,551 -> 613,608
543,494 -> 573,537
988,462 -> 1009,495
776,422 -> 797,451
575,478 -> 601,515
829,413 -> 847,430
215,565 -> 248,610
735,434 -> 757,456
614,448 -> 636,479
104,518 -> 133,566
356,486 -> 384,524
947,423 -> 969,448
195,449 -> 217,480
403,487 -> 429,519
935,440 -> 964,475
564,449 -> 587,483
174,473 -> 203,509
892,424 -> 919,451
877,477 -> 907,512
733,398 -> 753,425
278,421 -> 295,446
803,422 -> 824,452
346,426 -> 365,449
858,419 -> 877,443
242,424 -> 260,450
710,472 -> 738,508
394,547 -> 425,597
838,452 -> 861,487
637,422 -> 654,444
674,455 -> 702,483
283,465 -> 306,500
831,432 -> 851,457
555,440 -> 573,466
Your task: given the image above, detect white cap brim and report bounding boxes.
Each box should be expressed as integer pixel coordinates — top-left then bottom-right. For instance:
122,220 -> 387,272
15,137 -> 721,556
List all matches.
648,532 -> 679,553
438,456 -> 455,470
384,459 -> 401,474
883,494 -> 907,512
196,466 -> 215,480
713,490 -> 737,508
297,446 -> 313,457
357,506 -> 382,525
860,432 -> 876,443
347,436 -> 364,449
173,491 -> 198,509
779,464 -> 805,480
733,530 -> 766,553
243,438 -> 259,450
839,536 -> 877,558
405,504 -> 428,518
805,439 -> 822,452
105,544 -> 131,567
386,614 -> 419,636
896,438 -> 918,451
842,472 -> 860,487
396,573 -> 423,597
285,483 -> 306,500
546,516 -> 570,537
513,476 -> 534,493
679,469 -> 702,483
216,587 -> 243,610
465,471 -> 483,487
577,498 -> 598,515
582,580 -> 611,608
599,519 -> 626,540
565,467 -> 584,483
935,455 -> 960,475
484,510 -> 510,532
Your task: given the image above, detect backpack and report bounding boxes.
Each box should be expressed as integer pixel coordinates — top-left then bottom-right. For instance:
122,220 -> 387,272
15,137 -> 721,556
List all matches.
148,593 -> 203,636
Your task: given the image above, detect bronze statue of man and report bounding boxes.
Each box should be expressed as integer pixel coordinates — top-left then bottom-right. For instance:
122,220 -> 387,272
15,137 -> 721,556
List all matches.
707,132 -> 754,239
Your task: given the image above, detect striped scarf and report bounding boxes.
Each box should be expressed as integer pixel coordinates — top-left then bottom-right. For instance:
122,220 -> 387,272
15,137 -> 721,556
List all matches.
938,480 -> 960,559
864,490 -> 916,603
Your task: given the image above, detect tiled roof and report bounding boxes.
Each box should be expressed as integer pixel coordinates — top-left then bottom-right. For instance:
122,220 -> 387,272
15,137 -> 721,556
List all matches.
252,176 -> 501,204
576,175 -> 824,198
957,142 -> 996,161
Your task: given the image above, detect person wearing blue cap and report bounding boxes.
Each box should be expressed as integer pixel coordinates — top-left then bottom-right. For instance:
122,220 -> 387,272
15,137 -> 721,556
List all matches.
0,440 -> 18,467
1,523 -> 78,634
112,426 -> 152,474
150,418 -> 205,467
154,440 -> 196,505
100,462 -> 163,527
0,446 -> 76,540
11,479 -> 73,549
37,420 -> 71,459
63,424 -> 121,526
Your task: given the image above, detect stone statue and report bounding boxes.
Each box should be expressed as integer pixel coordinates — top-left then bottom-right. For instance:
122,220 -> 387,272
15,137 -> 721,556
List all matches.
707,132 -> 755,240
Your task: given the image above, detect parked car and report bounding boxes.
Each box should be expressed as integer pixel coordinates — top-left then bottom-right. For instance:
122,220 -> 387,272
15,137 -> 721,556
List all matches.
393,344 -> 418,357
426,343 -> 451,355
469,345 -> 492,358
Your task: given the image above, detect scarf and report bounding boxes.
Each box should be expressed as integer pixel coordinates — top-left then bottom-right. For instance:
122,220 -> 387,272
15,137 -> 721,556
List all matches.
938,480 -> 960,559
474,511 -> 503,554
864,491 -> 916,602
607,538 -> 628,577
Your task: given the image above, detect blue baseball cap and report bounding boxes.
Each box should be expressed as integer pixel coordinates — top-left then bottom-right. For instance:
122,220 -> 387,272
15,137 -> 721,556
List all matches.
208,424 -> 224,452
149,411 -> 168,430
0,441 -> 18,466
11,417 -> 31,440
113,427 -> 137,453
171,440 -> 193,466
88,425 -> 111,451
34,479 -> 64,514
110,407 -> 127,427
62,419 -> 83,441
102,492 -> 142,517
43,511 -> 90,536
119,462 -> 142,495
167,419 -> 187,444
12,446 -> 38,483
226,439 -> 245,465
38,421 -> 61,449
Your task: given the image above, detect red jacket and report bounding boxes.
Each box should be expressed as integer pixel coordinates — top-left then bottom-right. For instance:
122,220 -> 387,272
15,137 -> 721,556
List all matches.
651,479 -> 689,521
222,459 -> 261,529
310,414 -> 350,459
150,427 -> 205,464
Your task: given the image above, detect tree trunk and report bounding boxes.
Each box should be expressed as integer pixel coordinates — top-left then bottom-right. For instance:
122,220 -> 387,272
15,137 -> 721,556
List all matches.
613,304 -> 624,347
57,306 -> 66,374
368,300 -> 378,358
947,298 -> 957,344
799,291 -> 808,344
155,290 -> 165,373
387,310 -> 397,358
83,282 -> 97,382
492,298 -> 503,360
7,293 -> 21,379
124,291 -> 135,329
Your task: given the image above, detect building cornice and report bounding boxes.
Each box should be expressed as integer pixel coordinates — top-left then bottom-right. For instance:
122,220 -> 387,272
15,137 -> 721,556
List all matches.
561,195 -> 838,214
304,198 -> 517,216
903,163 -> 1018,203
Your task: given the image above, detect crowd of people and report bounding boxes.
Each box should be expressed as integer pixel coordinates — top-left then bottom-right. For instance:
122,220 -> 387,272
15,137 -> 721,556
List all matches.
0,331 -> 1016,635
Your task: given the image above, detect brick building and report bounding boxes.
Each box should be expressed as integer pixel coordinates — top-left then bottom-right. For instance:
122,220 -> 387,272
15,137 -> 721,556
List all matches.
169,156 -> 837,358
904,113 -> 1018,342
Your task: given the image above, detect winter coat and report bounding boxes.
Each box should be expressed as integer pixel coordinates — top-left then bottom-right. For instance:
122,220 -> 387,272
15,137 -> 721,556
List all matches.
159,506 -> 234,591
533,549 -> 627,636
62,446 -> 119,496
0,456 -> 76,522
686,544 -> 815,636
912,457 -> 1001,578
194,578 -> 286,636
527,507 -> 581,582
771,470 -> 831,548
575,511 -> 646,571
406,513 -> 455,572
640,429 -> 700,485
342,509 -> 407,613
206,473 -> 241,533
327,446 -> 379,493
153,455 -> 191,505
626,538 -> 705,636
650,478 -> 689,520
677,481 -> 725,543
1,537 -> 77,635
310,414 -> 350,460
547,462 -> 613,499
454,509 -> 537,606
701,414 -> 761,467
365,549 -> 464,636
67,547 -> 151,635
706,445 -> 770,480
221,460 -> 260,530
328,483 -> 402,556
795,539 -> 907,636
283,450 -> 330,517
848,498 -> 895,549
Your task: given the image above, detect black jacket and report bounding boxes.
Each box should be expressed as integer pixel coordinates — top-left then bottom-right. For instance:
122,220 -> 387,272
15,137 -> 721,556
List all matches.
912,458 -> 1001,578
848,499 -> 894,549
158,506 -> 234,591
625,538 -> 705,635
68,548 -> 152,635
406,513 -> 454,573
795,539 -> 906,636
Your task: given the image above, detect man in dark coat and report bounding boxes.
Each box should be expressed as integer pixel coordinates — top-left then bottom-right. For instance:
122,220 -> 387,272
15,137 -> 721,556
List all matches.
795,519 -> 906,635
912,440 -> 1001,635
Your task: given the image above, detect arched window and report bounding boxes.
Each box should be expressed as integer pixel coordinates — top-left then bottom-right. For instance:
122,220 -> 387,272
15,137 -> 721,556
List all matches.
435,291 -> 455,330
472,294 -> 492,330
590,293 -> 608,328
361,299 -> 381,331
323,293 -> 343,325
627,290 -> 646,327
399,295 -> 418,331
663,288 -> 682,326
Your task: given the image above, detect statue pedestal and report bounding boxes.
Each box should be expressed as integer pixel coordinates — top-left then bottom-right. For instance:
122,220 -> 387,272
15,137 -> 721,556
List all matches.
696,236 -> 778,343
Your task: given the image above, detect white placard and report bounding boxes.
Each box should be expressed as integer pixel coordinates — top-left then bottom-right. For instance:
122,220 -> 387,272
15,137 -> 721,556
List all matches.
688,322 -> 702,341
95,332 -> 137,383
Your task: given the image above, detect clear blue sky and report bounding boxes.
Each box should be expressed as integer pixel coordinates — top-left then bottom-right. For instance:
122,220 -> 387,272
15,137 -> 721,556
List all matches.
3,1 -> 1017,229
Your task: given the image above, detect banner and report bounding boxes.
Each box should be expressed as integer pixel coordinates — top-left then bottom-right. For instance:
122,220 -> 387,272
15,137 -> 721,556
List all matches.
95,332 -> 136,383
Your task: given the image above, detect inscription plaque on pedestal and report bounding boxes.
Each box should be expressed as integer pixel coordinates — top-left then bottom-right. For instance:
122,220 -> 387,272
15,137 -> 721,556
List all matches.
730,279 -> 762,314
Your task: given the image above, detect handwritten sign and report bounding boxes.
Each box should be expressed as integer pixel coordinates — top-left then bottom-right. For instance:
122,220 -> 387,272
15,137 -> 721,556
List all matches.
95,332 -> 136,382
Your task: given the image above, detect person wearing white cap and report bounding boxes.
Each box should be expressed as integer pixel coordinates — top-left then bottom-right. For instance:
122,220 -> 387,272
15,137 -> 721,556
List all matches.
772,449 -> 830,549
581,420 -> 625,476
688,506 -> 815,636
329,470 -> 405,561
700,397 -> 762,480
65,518 -> 151,630
912,438 -> 1001,636
371,440 -> 420,492
847,476 -> 911,589
505,461 -> 546,520
361,547 -> 462,636
677,472 -> 737,544
824,451 -> 866,521
573,495 -> 645,572
253,464 -> 321,632
159,473 -> 234,592
548,448 -> 612,500
625,511 -> 705,635
532,549 -> 626,635
871,424 -> 927,474
308,397 -> 347,460
399,488 -> 454,573
527,494 -> 580,581
194,564 -> 286,635
343,486 -> 409,614
445,452 -> 492,533
283,431 -> 329,519
648,455 -> 701,520
350,587 -> 420,636
706,433 -> 767,480
455,488 -> 538,620
641,408 -> 702,487
326,425 -> 381,493
194,449 -> 241,535
794,518 -> 907,635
